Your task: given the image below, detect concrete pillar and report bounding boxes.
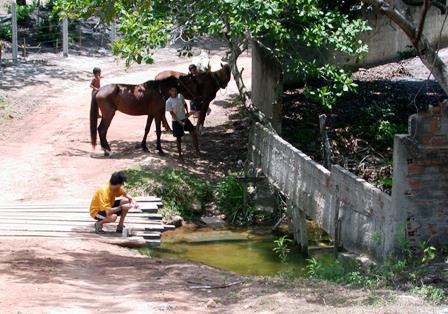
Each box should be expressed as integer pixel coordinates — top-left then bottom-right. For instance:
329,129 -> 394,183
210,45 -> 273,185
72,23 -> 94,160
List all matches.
110,21 -> 116,43
288,201 -> 308,254
251,41 -> 283,133
62,17 -> 68,57
11,2 -> 18,63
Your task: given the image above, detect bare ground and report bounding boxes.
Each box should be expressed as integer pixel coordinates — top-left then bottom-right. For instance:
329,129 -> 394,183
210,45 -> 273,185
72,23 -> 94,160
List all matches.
0,50 -> 446,313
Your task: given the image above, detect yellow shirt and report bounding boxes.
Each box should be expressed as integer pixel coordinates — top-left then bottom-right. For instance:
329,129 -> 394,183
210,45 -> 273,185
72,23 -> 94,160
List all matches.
89,184 -> 126,218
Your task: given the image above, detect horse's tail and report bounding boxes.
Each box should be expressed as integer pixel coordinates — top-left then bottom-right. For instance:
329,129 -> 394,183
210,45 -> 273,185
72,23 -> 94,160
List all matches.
90,94 -> 98,147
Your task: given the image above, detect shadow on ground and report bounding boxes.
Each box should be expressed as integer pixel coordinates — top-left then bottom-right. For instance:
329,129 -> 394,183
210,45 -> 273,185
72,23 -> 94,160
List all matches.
0,59 -> 87,90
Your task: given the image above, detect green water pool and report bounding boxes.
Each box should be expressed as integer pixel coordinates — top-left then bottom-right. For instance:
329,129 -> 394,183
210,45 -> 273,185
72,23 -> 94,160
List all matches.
139,225 -> 332,276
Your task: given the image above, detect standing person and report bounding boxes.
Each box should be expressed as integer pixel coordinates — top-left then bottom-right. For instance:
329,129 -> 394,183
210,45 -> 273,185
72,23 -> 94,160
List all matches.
166,86 -> 200,161
90,171 -> 137,234
188,64 -> 202,119
90,67 -> 102,118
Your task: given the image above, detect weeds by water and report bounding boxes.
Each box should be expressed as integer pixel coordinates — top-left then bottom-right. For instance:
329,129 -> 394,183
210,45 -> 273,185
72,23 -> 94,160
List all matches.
303,253 -> 447,305
273,236 -> 293,264
124,168 -> 256,225
216,175 -> 255,226
125,168 -> 213,220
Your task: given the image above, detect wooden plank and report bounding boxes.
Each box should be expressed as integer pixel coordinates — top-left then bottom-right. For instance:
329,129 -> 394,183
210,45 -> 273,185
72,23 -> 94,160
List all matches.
0,220 -> 163,228
135,196 -> 162,202
0,224 -> 165,232
162,224 -> 176,230
0,208 -> 146,213
132,231 -> 161,239
137,203 -> 159,210
145,239 -> 161,247
0,217 -> 162,225
0,200 -> 162,208
0,212 -> 163,220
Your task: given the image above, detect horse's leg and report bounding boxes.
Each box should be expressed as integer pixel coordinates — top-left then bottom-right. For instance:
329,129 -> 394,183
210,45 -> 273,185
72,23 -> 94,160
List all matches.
141,115 -> 153,152
155,114 -> 165,156
97,108 -> 115,156
197,100 -> 210,135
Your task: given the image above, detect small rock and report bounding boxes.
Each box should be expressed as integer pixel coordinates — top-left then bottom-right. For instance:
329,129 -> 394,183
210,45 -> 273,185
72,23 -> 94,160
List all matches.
201,215 -> 226,228
206,299 -> 217,308
158,303 -> 176,311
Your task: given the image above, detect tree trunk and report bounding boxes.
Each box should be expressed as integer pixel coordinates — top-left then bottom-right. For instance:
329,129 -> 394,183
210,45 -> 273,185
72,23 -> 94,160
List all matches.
362,0 -> 448,95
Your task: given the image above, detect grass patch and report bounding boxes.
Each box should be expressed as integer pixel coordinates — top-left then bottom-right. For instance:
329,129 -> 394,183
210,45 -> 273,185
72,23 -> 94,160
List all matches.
0,97 -> 11,122
125,168 -> 213,221
124,168 -> 259,226
216,174 -> 255,226
304,255 -> 448,305
412,285 -> 446,305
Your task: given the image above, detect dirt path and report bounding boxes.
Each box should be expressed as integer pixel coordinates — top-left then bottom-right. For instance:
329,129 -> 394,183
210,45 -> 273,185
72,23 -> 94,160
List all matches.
0,51 -> 445,313
0,238 -> 443,314
0,49 -> 251,202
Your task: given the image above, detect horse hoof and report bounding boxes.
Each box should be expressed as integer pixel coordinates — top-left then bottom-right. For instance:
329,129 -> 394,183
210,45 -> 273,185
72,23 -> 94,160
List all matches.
142,146 -> 149,152
104,150 -> 111,157
158,150 -> 165,156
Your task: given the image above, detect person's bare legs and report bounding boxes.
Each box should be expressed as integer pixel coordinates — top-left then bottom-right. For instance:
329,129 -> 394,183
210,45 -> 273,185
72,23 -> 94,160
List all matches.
190,130 -> 200,156
176,137 -> 184,161
117,199 -> 132,229
97,213 -> 117,230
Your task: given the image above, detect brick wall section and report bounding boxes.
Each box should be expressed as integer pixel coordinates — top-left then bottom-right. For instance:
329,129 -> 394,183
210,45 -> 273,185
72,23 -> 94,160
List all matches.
391,101 -> 448,253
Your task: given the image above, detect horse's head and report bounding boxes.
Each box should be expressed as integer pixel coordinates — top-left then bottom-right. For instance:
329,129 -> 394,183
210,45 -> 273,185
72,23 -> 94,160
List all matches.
215,63 -> 231,89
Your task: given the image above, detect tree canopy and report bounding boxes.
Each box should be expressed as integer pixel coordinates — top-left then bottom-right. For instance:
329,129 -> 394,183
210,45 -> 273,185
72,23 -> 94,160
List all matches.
54,0 -> 372,108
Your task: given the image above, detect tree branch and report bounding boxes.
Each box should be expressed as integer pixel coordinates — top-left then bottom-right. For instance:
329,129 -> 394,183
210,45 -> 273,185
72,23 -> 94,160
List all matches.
361,0 -> 448,95
414,0 -> 431,46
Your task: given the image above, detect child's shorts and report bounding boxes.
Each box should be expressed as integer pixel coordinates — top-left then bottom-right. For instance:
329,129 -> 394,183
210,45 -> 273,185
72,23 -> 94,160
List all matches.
172,118 -> 195,138
94,199 -> 122,220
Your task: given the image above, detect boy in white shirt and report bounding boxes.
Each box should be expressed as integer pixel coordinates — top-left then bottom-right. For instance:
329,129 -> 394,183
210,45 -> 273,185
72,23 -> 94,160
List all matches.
165,86 -> 200,160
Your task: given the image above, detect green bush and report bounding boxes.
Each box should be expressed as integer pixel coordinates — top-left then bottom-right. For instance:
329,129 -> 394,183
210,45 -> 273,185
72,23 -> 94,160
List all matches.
0,24 -> 11,40
412,285 -> 446,305
11,1 -> 37,24
216,175 -> 254,226
124,168 -> 213,220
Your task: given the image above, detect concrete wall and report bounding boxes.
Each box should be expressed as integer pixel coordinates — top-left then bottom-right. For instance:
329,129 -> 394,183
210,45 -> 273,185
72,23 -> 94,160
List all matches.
251,42 -> 283,133
248,122 -> 392,260
357,5 -> 448,67
390,101 -> 448,254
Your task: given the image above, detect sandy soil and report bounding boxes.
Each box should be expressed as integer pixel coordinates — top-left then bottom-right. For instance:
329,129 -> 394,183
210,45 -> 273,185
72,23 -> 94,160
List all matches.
0,48 -> 250,202
0,238 -> 444,314
0,50 -> 446,313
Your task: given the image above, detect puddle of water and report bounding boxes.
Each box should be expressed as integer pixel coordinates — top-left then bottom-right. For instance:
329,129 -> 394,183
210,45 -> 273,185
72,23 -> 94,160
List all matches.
139,225 -> 332,276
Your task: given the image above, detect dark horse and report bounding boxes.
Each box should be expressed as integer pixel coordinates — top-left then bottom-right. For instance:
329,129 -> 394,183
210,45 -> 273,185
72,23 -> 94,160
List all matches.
155,63 -> 231,132
90,77 -> 178,156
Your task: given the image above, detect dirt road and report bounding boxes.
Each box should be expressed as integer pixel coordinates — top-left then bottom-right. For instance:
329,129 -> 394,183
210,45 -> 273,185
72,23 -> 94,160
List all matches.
0,51 -> 445,313
0,49 -> 251,202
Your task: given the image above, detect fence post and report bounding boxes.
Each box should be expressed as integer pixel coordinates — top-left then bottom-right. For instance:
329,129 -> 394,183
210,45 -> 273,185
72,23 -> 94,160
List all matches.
110,21 -> 117,43
11,2 -> 18,63
62,17 -> 69,57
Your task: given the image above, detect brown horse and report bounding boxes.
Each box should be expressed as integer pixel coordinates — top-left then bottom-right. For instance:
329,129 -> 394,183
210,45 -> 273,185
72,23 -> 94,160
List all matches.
155,63 -> 231,131
90,76 -> 178,156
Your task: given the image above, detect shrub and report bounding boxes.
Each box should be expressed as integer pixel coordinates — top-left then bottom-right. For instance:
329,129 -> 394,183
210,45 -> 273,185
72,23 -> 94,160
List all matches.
216,175 -> 254,226
0,24 -> 11,41
124,168 -> 213,220
412,285 -> 446,305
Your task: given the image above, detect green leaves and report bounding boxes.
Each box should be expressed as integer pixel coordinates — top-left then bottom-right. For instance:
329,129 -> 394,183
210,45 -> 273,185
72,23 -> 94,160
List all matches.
54,0 -> 371,106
